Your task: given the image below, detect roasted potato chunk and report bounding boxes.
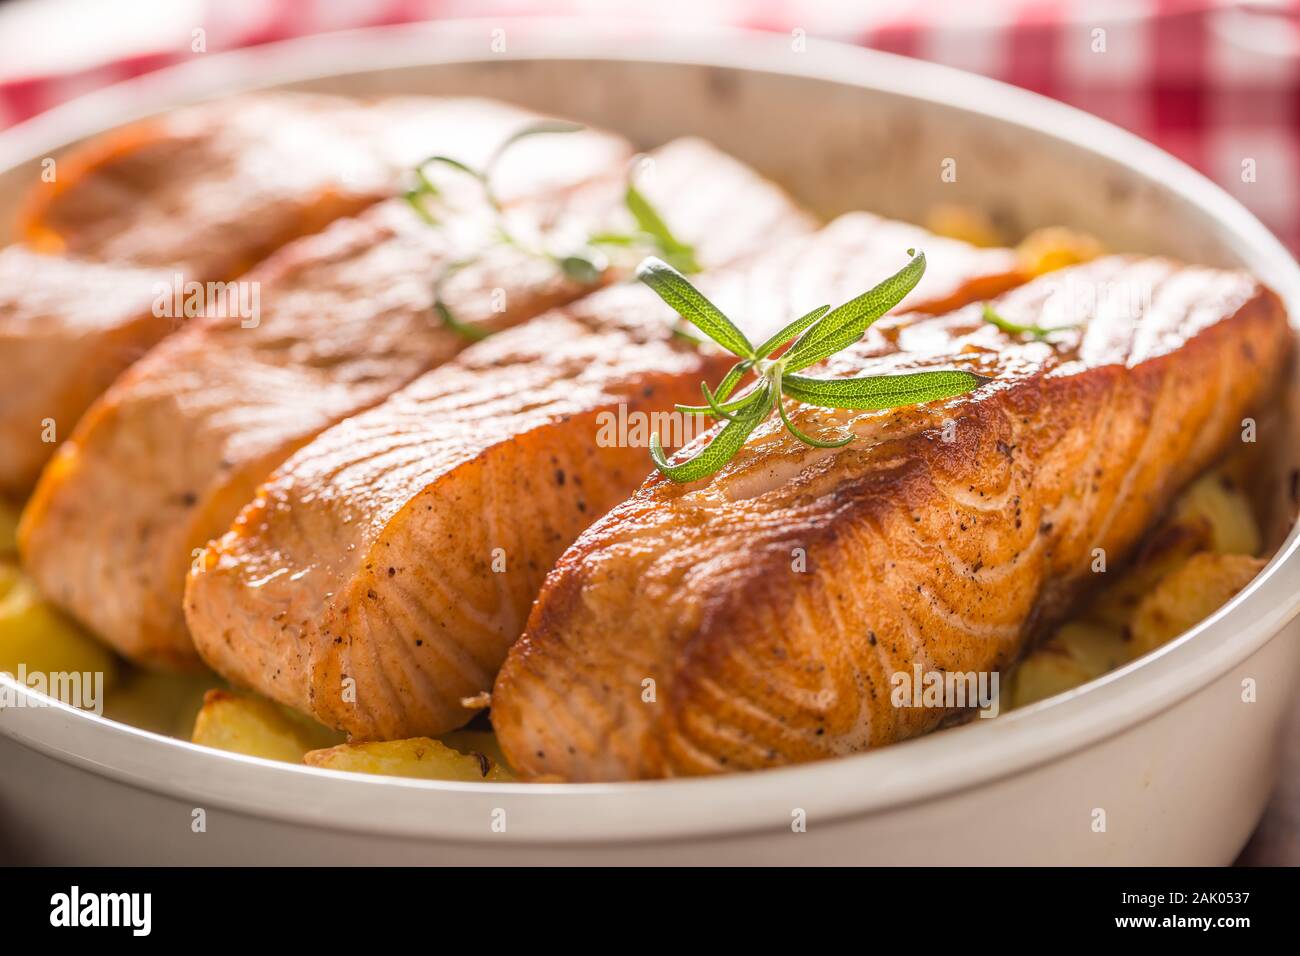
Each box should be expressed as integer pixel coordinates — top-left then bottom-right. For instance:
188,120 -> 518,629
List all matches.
189,686 -> 517,780
0,564 -> 118,693
1171,472 -> 1261,556
1086,467 -> 1259,629
1086,518 -> 1213,629
1128,552 -> 1266,657
1005,645 -> 1093,710
1052,621 -> 1131,677
924,204 -> 1004,248
1006,622 -> 1128,709
1015,226 -> 1103,277
3,498 -> 120,708
441,728 -> 513,772
190,690 -> 344,762
104,667 -> 222,738
305,737 -> 515,782
1010,459 -> 1266,710
0,501 -> 17,557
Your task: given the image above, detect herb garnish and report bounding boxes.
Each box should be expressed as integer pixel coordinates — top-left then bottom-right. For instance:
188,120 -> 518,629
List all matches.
981,303 -> 1077,341
407,122 -> 700,338
636,250 -> 991,483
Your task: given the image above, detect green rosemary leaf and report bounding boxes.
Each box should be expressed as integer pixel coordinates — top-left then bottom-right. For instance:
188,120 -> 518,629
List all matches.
481,120 -> 585,208
775,394 -> 855,448
415,154 -> 483,181
675,384 -> 759,416
557,250 -> 607,285
670,324 -> 706,346
650,388 -> 772,482
781,369 -> 989,410
625,180 -> 701,273
711,359 -> 753,404
699,380 -> 738,421
483,121 -> 586,177
403,161 -> 447,225
674,381 -> 764,417
769,366 -> 854,447
670,374 -> 759,416
432,259 -> 492,341
586,231 -> 644,247
434,298 -> 492,342
403,187 -> 439,226
753,304 -> 832,360
636,257 -> 755,359
981,303 -> 1078,340
782,249 -> 926,372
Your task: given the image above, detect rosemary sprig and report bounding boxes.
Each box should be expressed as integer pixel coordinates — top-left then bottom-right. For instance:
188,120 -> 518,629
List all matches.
431,259 -> 492,342
408,123 -> 700,339
610,180 -> 700,274
407,120 -> 586,216
981,303 -> 1078,341
637,251 -> 991,483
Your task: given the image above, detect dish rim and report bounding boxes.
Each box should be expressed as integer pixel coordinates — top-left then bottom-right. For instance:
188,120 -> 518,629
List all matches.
1,17 -> 1298,844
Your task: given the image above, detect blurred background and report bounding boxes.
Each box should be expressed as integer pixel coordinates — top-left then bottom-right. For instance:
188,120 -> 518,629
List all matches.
0,0 -> 1297,253
0,0 -> 1296,865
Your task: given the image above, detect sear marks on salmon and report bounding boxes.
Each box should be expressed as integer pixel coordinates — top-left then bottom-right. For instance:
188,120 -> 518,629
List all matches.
21,139 -> 811,669
0,248 -> 175,498
491,257 -> 1291,780
2,93 -> 630,496
185,213 -> 1028,739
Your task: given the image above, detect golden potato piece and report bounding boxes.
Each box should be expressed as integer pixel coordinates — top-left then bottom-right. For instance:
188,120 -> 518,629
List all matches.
104,667 -> 223,738
1015,226 -> 1103,277
1051,621 -> 1131,678
1172,471 -> 1261,556
0,564 -> 118,694
1086,518 -> 1212,630
924,204 -> 1004,248
0,502 -> 17,557
1005,646 -> 1092,710
191,689 -> 344,762
305,737 -> 515,782
1129,552 -> 1265,657
1007,463 -> 1266,710
441,728 -> 513,772
0,562 -> 18,601
1007,621 -> 1129,710
1086,466 -> 1260,630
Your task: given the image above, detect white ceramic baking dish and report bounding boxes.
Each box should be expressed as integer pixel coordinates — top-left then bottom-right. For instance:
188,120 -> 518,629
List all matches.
1,19 -> 1297,865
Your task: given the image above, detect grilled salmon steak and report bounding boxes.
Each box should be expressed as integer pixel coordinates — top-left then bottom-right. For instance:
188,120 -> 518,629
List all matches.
0,248 -> 175,498
491,256 -> 1290,780
2,93 -> 630,495
185,213 -> 1027,739
21,138 -> 812,668
19,92 -> 630,277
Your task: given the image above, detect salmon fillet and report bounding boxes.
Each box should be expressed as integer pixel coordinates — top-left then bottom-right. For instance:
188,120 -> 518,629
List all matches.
21,139 -> 812,668
0,248 -> 174,499
491,256 -> 1291,780
19,92 -> 630,278
2,93 -> 629,495
185,213 -> 1026,739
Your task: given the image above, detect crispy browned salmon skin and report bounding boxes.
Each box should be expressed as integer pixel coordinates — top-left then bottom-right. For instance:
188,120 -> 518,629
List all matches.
492,257 -> 1290,780
22,139 -> 809,668
2,94 -> 630,496
185,213 -> 1027,738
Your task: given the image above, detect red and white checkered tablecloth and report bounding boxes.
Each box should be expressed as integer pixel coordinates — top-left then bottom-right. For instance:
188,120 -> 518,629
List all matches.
1,0 -> 1298,252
